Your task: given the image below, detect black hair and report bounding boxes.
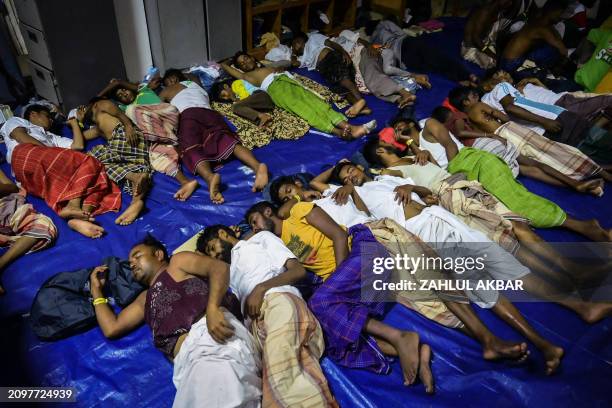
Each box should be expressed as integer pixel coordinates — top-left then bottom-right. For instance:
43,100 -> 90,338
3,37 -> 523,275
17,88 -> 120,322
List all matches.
292,31 -> 308,43
23,104 -> 51,121
269,175 -> 298,206
448,86 -> 474,111
163,68 -> 186,82
431,106 -> 452,123
542,0 -> 569,14
137,233 -> 169,262
362,137 -> 384,167
245,201 -> 277,224
389,115 -> 421,132
330,162 -> 354,184
196,225 -> 236,253
209,79 -> 234,103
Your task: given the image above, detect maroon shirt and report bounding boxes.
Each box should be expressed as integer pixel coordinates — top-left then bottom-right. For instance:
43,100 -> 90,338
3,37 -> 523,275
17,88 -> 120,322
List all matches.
144,270 -> 241,357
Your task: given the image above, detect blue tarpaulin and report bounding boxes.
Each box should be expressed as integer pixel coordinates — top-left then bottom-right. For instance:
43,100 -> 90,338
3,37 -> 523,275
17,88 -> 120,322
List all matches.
0,18 -> 610,408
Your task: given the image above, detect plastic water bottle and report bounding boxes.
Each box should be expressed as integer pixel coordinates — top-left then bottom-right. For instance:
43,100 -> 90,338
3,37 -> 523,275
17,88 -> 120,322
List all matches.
142,66 -> 159,86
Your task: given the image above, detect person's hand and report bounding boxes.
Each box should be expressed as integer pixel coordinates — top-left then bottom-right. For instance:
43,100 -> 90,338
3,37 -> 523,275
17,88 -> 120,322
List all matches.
206,306 -> 234,344
423,194 -> 439,206
257,113 -> 272,127
229,225 -> 242,238
414,151 -> 430,165
89,265 -> 108,294
332,184 -> 354,205
413,74 -> 431,89
67,117 -> 79,128
393,185 -> 414,206
398,89 -> 416,109
125,125 -> 138,146
245,284 -> 267,319
542,119 -> 562,133
342,51 -> 352,65
304,190 -> 322,201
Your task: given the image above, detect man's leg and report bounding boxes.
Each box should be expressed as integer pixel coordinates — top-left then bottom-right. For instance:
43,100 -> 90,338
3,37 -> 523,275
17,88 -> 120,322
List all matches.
231,144 -> 268,192
173,169 -> 199,201
194,160 -> 223,204
0,236 -> 40,295
491,296 -> 564,375
115,172 -> 151,225
561,216 -> 612,242
340,78 -> 368,118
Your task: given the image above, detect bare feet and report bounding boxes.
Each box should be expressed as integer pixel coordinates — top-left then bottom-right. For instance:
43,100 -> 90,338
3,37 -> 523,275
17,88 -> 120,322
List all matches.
577,302 -> 612,323
208,173 -> 224,204
575,178 -> 604,197
174,179 -> 199,201
350,120 -> 378,138
482,337 -> 530,361
67,219 -> 105,238
418,344 -> 435,395
540,343 -> 564,375
59,206 -> 93,221
129,172 -> 152,196
252,163 -> 269,192
345,98 -> 367,118
395,331 -> 420,386
115,199 -> 145,225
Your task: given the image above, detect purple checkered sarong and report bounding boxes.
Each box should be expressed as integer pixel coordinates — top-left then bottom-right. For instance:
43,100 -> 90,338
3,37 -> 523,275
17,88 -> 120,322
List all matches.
308,224 -> 393,374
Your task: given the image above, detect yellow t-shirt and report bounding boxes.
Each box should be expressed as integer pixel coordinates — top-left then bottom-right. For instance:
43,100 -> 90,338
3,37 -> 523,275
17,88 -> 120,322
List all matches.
281,202 -> 350,281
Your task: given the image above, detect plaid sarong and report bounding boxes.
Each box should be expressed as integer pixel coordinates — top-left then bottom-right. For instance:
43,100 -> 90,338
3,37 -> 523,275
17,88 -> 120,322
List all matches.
308,224 -> 393,374
12,144 -> 121,216
0,191 -> 56,251
126,103 -> 179,145
435,173 -> 524,254
472,137 -> 520,178
211,102 -> 309,150
447,148 -> 566,228
495,121 -> 601,180
367,218 -> 466,329
89,124 -> 151,195
251,292 -> 337,408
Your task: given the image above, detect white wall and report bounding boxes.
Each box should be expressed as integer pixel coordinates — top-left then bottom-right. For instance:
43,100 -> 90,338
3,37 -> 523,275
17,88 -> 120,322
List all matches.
113,0 -> 153,82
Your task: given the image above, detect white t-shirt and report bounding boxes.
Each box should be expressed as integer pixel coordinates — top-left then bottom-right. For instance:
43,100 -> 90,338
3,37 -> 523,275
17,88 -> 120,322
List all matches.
521,83 -> 565,106
481,82 -> 565,135
0,117 -> 73,163
317,185 -> 374,227
299,33 -> 329,70
170,81 -> 211,113
229,231 -> 302,314
355,175 -> 424,226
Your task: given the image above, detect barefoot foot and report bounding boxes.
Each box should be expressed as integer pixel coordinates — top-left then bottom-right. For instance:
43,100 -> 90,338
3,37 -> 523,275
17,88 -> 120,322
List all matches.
174,179 -> 199,201
59,206 -> 93,221
418,344 -> 435,395
345,99 -> 367,118
115,199 -> 145,225
483,337 -> 530,361
208,173 -> 224,204
575,178 -> 604,197
578,302 -> 612,323
395,331 -> 420,386
252,163 -> 269,192
541,344 -> 564,375
67,219 -> 105,238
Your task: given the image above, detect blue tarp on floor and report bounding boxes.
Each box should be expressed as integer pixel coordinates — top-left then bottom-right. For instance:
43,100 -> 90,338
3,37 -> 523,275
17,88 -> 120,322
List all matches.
0,18 -> 610,408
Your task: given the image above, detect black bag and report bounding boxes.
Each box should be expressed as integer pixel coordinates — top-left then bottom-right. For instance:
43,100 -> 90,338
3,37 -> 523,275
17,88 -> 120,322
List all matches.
29,257 -> 145,341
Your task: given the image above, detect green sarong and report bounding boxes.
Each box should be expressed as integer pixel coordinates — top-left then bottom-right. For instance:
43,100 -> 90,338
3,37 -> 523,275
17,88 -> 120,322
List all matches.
267,74 -> 346,133
447,148 -> 566,228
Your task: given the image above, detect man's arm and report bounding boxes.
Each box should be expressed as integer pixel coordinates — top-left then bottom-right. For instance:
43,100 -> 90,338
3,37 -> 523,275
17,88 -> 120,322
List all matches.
67,118 -> 85,150
244,258 -> 305,318
499,95 -> 561,132
9,127 -> 44,147
0,168 -> 19,196
98,79 -> 138,97
305,206 -> 349,267
90,266 -> 146,338
425,119 -> 460,162
169,252 -> 234,343
324,39 -> 352,63
83,127 -> 101,141
310,167 -> 334,192
95,99 -> 138,145
539,26 -> 568,58
220,62 -> 246,80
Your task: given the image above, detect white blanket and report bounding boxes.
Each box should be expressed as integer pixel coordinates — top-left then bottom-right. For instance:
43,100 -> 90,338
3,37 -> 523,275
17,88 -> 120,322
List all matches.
172,312 -> 262,408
